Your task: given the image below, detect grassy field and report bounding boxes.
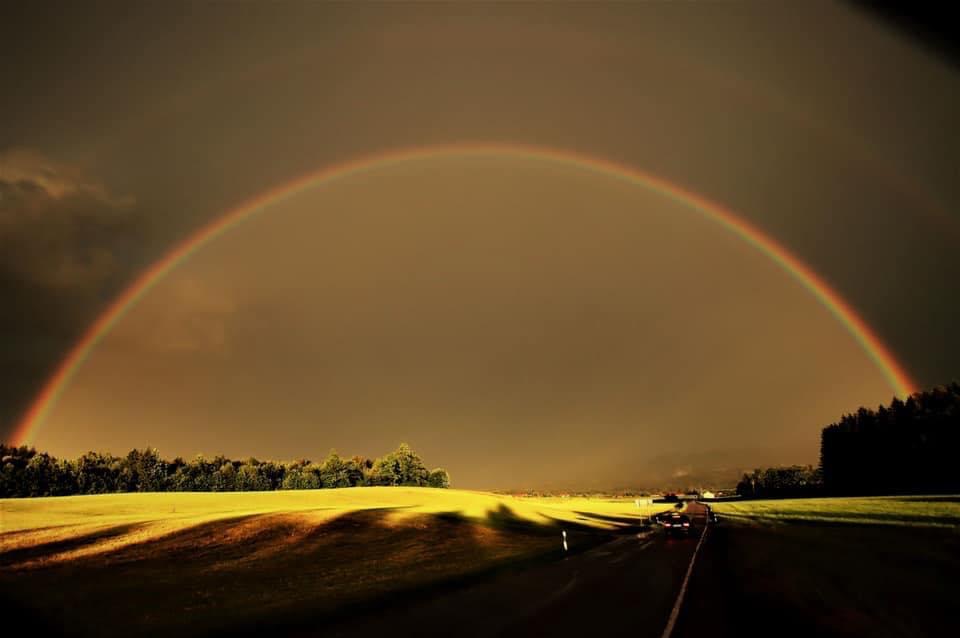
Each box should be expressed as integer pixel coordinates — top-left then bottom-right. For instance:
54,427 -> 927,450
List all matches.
710,494 -> 960,527
680,517 -> 960,638
0,488 -> 660,637
676,495 -> 960,638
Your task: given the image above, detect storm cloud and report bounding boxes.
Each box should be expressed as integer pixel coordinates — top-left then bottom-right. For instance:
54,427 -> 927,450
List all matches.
0,149 -> 139,429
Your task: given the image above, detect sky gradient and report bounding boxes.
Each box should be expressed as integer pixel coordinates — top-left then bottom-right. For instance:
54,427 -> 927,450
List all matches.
1,2 -> 957,488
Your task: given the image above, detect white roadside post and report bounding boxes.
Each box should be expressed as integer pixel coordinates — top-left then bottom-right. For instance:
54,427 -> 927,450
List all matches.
562,529 -> 568,552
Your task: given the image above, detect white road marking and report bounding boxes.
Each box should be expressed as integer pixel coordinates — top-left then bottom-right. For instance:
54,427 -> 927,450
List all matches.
659,515 -> 708,638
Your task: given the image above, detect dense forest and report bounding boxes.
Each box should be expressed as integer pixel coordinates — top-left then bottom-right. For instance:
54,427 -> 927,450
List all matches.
0,442 -> 449,498
820,382 -> 960,495
738,382 -> 960,498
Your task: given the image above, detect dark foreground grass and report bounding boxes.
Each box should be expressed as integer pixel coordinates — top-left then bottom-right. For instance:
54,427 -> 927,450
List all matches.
675,517 -> 960,638
0,506 -> 617,638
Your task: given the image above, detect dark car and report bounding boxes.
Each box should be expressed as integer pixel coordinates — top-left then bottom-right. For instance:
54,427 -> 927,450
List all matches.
661,513 -> 692,536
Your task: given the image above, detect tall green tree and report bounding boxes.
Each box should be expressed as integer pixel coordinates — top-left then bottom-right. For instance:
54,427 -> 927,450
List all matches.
318,452 -> 352,488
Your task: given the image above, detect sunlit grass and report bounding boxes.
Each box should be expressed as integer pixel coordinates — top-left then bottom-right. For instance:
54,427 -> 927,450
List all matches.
0,488 -> 662,566
0,488 -> 663,637
710,495 -> 960,527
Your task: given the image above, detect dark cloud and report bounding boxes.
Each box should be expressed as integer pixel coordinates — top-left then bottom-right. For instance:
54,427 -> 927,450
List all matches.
0,149 -> 139,434
0,149 -> 135,289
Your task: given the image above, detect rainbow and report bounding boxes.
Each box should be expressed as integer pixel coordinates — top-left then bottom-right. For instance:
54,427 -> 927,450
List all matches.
11,142 -> 916,446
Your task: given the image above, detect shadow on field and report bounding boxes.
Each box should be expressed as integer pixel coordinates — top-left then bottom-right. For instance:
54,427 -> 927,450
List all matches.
722,510 -> 960,527
483,504 -> 569,535
571,510 -> 654,528
0,503 -> 616,638
0,522 -> 147,568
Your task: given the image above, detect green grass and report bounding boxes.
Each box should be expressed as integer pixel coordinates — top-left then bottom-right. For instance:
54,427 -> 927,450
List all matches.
0,488 -> 659,637
710,495 -> 960,527
712,495 -> 960,527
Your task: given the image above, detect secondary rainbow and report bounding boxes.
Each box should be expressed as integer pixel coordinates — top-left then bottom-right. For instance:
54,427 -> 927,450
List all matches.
11,142 -> 916,446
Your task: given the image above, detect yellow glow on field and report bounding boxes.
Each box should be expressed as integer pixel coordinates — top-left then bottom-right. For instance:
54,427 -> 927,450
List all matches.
0,488 -> 663,567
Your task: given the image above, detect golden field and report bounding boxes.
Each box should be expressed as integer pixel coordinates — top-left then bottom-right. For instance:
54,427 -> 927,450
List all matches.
0,488 -> 660,637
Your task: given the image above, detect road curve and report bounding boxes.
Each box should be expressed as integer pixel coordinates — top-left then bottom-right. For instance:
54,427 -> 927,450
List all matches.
316,502 -> 710,638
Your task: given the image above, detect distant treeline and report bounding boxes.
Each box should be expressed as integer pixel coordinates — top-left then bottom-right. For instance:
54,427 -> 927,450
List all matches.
737,383 -> 960,499
0,443 -> 450,498
736,465 -> 822,499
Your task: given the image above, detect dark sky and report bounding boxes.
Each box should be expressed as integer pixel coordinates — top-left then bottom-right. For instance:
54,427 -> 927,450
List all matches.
1,1 -> 957,488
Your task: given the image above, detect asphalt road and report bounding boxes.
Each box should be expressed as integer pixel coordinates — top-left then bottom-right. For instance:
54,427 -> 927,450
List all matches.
320,502 -> 711,638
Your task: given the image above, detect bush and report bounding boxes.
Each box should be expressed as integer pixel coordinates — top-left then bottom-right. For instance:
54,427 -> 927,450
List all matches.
427,468 -> 450,489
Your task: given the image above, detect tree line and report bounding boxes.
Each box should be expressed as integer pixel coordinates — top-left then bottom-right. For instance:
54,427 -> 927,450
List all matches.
737,382 -> 960,498
0,442 -> 450,498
